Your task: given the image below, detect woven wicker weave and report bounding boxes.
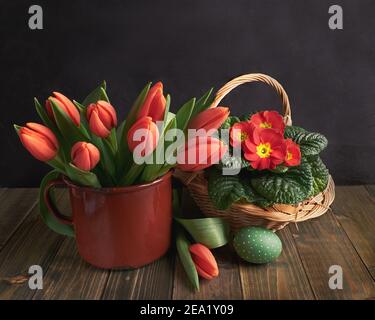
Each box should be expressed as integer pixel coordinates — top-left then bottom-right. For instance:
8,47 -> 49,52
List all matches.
174,73 -> 335,231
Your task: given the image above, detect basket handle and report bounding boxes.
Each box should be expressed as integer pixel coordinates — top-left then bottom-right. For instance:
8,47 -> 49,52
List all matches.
210,73 -> 292,125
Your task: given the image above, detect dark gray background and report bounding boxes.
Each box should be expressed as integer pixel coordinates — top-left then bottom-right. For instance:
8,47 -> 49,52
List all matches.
1,0 -> 374,187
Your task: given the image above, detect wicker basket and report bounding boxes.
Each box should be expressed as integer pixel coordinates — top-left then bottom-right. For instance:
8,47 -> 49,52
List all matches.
174,73 -> 335,231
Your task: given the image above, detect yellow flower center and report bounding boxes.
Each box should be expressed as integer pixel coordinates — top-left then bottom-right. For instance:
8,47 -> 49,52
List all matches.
260,122 -> 272,128
256,143 -> 272,158
287,152 -> 293,161
237,132 -> 248,142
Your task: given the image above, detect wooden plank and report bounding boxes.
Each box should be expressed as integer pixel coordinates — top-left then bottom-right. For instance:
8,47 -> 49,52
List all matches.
0,191 -> 67,299
364,185 -> 375,196
102,252 -> 174,300
332,186 -> 375,280
173,246 -> 243,299
0,188 -> 39,249
239,226 -> 315,300
0,188 -> 7,198
289,210 -> 375,299
33,238 -> 109,300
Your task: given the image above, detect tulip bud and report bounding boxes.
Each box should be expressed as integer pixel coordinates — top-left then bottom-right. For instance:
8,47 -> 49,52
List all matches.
18,123 -> 59,162
45,92 -> 80,126
189,243 -> 219,280
176,136 -> 227,172
127,116 -> 159,157
71,142 -> 100,171
188,107 -> 230,132
137,82 -> 166,122
87,100 -> 118,138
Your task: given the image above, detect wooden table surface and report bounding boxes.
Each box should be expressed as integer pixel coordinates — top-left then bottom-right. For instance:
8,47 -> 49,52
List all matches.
0,185 -> 374,300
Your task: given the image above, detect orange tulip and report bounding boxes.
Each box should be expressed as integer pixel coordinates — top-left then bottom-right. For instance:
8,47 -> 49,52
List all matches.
137,82 -> 166,122
71,142 -> 100,171
189,243 -> 219,280
87,100 -> 118,138
176,136 -> 227,172
46,92 -> 80,126
188,107 -> 230,132
19,123 -> 59,162
127,116 -> 159,157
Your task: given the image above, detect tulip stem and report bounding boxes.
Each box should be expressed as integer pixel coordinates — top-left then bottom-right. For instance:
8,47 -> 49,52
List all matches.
48,156 -> 66,174
105,129 -> 118,155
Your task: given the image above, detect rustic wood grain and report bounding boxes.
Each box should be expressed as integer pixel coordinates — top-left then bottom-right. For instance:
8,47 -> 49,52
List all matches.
1,186 -> 375,300
0,188 -> 39,249
33,238 -> 109,300
102,251 -> 175,299
0,190 -> 67,299
332,186 -> 375,281
0,188 -> 7,197
239,226 -> 315,300
364,185 -> 375,197
173,246 -> 243,299
289,209 -> 375,300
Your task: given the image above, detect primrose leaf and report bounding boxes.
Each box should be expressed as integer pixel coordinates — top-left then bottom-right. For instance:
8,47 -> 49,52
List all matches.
285,126 -> 328,157
207,168 -> 270,210
251,160 -> 314,204
309,156 -> 329,196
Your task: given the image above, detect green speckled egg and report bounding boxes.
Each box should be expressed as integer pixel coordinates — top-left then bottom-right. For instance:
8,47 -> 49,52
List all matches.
233,227 -> 282,264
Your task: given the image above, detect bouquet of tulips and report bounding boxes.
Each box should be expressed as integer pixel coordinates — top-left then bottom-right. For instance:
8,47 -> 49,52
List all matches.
14,81 -> 232,190
15,81 -> 234,291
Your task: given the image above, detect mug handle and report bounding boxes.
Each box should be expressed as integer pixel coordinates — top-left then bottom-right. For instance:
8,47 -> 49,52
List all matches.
39,170 -> 75,237
44,178 -> 73,225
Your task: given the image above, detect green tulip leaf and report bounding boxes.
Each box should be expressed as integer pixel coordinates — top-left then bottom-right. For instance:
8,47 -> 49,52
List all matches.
175,97 -> 196,131
82,81 -> 109,107
176,227 -> 200,291
175,217 -> 230,249
191,88 -> 214,116
116,120 -> 126,142
39,170 -> 75,237
65,163 -> 101,188
34,98 -> 57,130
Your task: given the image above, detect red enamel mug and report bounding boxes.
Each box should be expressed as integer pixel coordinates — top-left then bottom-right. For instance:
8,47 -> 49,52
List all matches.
43,171 -> 173,269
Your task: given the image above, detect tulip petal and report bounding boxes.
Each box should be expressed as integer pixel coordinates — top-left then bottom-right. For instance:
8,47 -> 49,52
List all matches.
189,243 -> 219,280
97,100 -> 118,127
188,107 -> 229,132
52,92 -> 80,126
20,133 -> 56,161
147,91 -> 166,122
26,122 -> 58,149
71,142 -> 100,171
89,109 -> 110,138
74,147 -> 91,171
137,82 -> 165,122
195,264 -> 215,280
